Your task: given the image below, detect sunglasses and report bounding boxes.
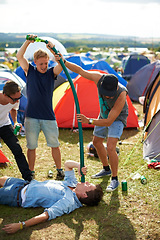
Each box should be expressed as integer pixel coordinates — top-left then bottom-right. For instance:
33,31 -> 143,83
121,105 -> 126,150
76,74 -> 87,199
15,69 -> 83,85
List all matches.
7,93 -> 23,102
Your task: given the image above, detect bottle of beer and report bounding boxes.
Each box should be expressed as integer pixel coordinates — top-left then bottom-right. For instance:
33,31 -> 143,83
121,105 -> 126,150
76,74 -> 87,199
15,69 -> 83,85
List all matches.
26,35 -> 46,43
14,125 -> 21,135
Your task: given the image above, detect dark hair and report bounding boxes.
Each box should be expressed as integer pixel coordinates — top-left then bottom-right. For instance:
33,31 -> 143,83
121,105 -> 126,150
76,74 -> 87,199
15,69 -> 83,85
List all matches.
3,81 -> 21,96
79,184 -> 103,206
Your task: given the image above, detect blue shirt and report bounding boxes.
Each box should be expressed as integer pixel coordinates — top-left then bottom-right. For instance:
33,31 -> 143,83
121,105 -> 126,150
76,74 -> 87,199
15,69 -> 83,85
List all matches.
26,64 -> 56,120
22,170 -> 83,220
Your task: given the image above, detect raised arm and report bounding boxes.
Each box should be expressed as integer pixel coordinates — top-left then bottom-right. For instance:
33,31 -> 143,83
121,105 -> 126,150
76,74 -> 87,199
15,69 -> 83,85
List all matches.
64,160 -> 80,171
16,40 -> 31,75
47,47 -> 102,84
16,34 -> 36,75
46,42 -> 63,76
65,60 -> 102,85
64,160 -> 87,176
2,211 -> 49,234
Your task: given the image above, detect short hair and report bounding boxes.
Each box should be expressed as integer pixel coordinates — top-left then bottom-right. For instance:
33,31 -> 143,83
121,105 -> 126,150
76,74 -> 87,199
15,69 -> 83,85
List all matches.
79,184 -> 103,206
34,49 -> 49,61
3,81 -> 21,96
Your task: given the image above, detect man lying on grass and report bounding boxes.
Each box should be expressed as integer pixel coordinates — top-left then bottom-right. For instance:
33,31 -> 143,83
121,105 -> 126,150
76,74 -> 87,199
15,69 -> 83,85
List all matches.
0,160 -> 103,234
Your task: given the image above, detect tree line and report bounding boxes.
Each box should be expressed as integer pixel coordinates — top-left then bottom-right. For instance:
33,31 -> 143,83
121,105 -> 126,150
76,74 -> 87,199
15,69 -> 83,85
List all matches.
0,32 -> 159,52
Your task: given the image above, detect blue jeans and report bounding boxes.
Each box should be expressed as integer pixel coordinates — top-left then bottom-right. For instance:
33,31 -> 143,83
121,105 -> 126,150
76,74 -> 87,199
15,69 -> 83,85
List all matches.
25,118 -> 60,149
0,125 -> 32,181
0,177 -> 27,207
93,121 -> 124,139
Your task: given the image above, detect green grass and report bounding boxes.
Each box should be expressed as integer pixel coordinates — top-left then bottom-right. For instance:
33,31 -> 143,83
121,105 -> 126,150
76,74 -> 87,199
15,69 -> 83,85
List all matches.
0,103 -> 160,240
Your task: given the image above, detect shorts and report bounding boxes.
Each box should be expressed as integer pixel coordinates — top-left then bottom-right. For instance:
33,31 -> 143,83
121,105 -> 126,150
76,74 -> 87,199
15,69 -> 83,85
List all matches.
25,117 -> 60,149
93,121 -> 124,139
0,177 -> 26,207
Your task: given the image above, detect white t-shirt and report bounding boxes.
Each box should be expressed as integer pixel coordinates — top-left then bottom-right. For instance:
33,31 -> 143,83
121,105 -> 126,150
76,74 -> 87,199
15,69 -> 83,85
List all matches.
0,102 -> 19,128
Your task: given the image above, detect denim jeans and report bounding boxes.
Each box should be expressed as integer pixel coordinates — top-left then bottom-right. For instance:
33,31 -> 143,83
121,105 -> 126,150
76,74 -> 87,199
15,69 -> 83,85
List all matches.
0,125 -> 32,181
93,121 -> 124,139
25,117 -> 59,149
0,177 -> 26,207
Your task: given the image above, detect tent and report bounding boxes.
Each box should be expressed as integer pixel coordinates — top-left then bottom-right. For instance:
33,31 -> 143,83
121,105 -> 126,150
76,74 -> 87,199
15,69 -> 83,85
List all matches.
53,70 -> 139,129
0,149 -> 10,163
127,60 -> 160,102
0,63 -> 10,70
143,72 -> 160,160
0,69 -> 27,125
14,66 -> 26,82
59,55 -> 97,80
24,36 -> 67,60
0,69 -> 25,91
122,54 -> 150,80
93,60 -> 127,86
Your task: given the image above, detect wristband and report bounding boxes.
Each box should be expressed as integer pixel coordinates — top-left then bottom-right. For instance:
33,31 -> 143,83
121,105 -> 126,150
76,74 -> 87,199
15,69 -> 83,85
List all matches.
19,221 -> 23,230
19,221 -> 26,229
64,59 -> 66,64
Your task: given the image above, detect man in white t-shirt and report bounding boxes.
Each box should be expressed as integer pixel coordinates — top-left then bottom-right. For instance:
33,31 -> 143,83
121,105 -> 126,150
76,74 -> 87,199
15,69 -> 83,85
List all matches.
0,81 -> 33,181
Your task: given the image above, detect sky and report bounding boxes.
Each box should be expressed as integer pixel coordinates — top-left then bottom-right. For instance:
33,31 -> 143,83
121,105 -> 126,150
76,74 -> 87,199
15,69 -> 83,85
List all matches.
1,0 -> 160,39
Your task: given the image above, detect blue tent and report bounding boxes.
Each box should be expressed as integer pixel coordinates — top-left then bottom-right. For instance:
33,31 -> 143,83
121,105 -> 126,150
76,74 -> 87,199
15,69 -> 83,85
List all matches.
59,55 -> 96,79
127,60 -> 160,102
15,66 -> 26,82
122,54 -> 150,80
92,60 -> 127,87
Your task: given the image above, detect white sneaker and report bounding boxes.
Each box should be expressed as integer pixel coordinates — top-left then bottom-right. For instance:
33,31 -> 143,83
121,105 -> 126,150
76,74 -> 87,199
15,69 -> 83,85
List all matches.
106,180 -> 119,192
91,169 -> 111,179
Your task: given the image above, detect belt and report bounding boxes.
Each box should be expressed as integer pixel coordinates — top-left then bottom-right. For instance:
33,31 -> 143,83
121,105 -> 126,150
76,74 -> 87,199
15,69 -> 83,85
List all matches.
17,182 -> 29,207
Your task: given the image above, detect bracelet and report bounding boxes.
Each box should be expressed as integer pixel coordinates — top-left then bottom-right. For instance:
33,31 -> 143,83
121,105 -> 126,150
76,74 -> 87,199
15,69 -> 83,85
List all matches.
19,221 -> 26,230
64,59 -> 66,64
19,221 -> 23,230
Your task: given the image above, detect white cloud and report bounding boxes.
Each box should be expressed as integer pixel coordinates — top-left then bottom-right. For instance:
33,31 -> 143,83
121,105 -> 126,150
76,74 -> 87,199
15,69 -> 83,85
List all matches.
0,0 -> 7,4
0,0 -> 160,38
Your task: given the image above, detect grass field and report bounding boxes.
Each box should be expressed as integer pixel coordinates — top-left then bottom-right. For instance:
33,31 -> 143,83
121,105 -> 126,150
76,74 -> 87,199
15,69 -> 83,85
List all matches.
0,103 -> 160,240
